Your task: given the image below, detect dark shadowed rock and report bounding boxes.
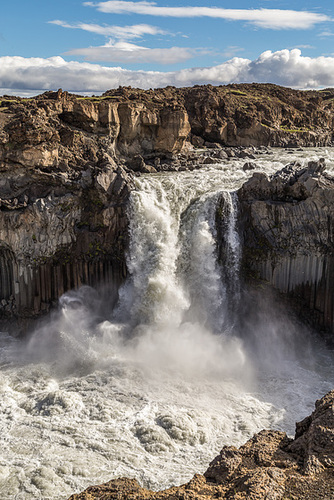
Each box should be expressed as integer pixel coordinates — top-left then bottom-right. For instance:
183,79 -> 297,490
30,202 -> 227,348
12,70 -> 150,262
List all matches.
127,154 -> 157,173
203,156 -> 219,164
243,161 -> 257,171
237,159 -> 334,334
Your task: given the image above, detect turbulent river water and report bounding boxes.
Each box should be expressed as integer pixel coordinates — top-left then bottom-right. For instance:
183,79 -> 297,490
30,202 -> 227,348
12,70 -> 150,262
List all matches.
1,148 -> 334,499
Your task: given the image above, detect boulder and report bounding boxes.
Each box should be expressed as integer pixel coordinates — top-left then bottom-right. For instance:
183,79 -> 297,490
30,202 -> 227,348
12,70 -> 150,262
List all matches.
243,161 -> 257,171
127,155 -> 157,173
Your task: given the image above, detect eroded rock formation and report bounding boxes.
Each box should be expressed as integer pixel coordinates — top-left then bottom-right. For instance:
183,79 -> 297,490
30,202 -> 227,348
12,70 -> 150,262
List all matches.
236,159 -> 334,334
67,390 -> 334,499
0,88 -> 193,325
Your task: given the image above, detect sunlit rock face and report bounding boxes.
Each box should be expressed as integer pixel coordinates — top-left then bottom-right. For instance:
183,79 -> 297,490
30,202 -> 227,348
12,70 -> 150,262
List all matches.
0,88 -> 192,327
0,90 -> 137,324
238,159 -> 334,334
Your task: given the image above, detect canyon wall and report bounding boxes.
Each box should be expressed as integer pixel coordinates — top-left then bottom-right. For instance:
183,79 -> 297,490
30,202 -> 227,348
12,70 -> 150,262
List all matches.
1,84 -> 334,328
0,89 -> 137,325
0,88 -> 191,327
236,160 -> 334,335
0,161 -> 131,326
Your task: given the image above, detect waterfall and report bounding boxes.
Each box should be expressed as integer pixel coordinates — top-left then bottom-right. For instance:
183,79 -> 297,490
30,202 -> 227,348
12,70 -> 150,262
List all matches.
113,172 -> 242,337
222,191 -> 242,307
178,192 -> 227,332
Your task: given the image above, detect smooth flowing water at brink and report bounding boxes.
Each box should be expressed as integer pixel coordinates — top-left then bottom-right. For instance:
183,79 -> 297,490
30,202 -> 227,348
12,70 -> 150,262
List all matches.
1,148 -> 334,499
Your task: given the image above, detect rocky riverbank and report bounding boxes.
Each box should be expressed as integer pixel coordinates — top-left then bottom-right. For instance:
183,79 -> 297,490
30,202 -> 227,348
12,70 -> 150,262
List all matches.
67,390 -> 334,499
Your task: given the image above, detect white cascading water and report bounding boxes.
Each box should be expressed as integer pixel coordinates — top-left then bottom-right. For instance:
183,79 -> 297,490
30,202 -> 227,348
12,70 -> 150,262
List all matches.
224,191 -> 241,300
0,148 -> 334,500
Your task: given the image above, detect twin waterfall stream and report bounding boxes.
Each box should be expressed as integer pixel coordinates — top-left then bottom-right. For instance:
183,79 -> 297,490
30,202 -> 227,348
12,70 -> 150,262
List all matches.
1,149 -> 334,499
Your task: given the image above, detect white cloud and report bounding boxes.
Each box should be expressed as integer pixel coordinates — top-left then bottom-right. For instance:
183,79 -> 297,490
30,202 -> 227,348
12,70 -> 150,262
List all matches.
319,31 -> 334,37
84,1 -> 330,30
49,20 -> 167,39
291,45 -> 314,50
2,50 -> 334,93
66,41 -> 194,63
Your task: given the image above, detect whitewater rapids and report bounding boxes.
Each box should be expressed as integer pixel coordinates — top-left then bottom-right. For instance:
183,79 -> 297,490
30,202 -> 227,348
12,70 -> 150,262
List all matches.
1,148 -> 334,499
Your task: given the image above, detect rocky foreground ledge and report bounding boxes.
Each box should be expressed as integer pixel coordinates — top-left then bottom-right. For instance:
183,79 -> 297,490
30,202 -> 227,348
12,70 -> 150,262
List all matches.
68,390 -> 334,499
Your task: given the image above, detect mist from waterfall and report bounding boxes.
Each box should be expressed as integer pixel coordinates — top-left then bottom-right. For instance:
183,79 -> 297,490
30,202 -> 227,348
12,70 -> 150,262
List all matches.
1,148 -> 334,500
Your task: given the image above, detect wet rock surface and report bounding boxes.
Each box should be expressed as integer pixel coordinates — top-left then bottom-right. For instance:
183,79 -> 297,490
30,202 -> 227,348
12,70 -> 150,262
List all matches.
237,159 -> 334,334
67,391 -> 334,500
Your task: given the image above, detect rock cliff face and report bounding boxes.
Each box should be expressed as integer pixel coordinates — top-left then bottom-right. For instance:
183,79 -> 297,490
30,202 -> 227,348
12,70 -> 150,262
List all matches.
1,84 -> 334,326
236,159 -> 334,334
0,162 -> 131,325
0,89 -> 138,325
102,84 -> 334,148
0,87 -> 193,326
67,390 -> 334,499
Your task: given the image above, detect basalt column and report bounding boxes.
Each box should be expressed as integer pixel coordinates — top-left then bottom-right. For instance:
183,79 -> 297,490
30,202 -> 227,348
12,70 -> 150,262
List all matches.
237,160 -> 334,335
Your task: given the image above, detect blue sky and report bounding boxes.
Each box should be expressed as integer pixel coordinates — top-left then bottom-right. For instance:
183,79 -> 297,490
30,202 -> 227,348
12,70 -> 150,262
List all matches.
1,0 -> 334,93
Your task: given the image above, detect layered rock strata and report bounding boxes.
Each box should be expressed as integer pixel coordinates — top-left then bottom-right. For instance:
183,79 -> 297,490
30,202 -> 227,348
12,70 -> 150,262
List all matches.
0,141 -> 132,326
67,390 -> 334,499
101,84 -> 334,148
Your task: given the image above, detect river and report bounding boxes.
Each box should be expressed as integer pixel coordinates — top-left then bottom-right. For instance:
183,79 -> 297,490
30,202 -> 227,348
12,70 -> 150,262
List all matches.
1,148 -> 334,499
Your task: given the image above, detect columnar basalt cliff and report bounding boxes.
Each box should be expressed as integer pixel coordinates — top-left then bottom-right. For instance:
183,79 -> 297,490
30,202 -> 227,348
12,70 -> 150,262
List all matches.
0,89 -> 139,324
236,160 -> 334,334
0,160 -> 132,324
1,84 -> 334,326
67,390 -> 334,499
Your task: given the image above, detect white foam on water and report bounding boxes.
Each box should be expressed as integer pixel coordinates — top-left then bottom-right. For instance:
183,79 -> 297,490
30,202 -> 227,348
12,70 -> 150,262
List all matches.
0,148 -> 334,499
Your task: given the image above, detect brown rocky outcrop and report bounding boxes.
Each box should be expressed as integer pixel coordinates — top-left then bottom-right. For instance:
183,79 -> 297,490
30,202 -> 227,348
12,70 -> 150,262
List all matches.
101,84 -> 334,148
236,159 -> 334,334
67,390 -> 334,499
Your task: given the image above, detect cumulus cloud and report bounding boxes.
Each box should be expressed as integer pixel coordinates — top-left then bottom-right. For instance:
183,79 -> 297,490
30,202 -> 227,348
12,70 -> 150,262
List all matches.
49,20 -> 167,39
84,1 -> 330,30
66,41 -> 194,64
2,50 -> 334,93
